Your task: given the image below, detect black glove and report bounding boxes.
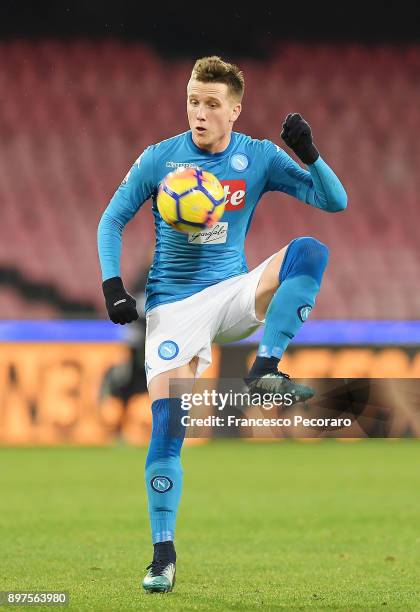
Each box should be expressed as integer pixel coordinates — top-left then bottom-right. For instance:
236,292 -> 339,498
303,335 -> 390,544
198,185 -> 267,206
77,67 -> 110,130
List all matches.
102,276 -> 139,324
280,113 -> 319,165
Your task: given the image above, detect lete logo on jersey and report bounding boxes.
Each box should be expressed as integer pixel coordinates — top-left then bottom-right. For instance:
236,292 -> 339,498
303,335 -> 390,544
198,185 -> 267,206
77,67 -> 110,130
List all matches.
220,180 -> 246,211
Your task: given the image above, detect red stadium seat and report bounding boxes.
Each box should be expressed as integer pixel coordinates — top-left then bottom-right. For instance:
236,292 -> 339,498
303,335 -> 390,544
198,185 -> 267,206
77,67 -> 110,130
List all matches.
0,41 -> 418,318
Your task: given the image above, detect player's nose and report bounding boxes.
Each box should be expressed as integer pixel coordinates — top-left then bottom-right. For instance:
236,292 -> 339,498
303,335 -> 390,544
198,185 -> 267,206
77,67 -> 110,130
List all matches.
196,105 -> 206,120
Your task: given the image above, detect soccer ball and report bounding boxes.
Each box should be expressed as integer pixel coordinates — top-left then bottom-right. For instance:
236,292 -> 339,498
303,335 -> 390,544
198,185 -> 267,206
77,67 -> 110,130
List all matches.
157,167 -> 226,233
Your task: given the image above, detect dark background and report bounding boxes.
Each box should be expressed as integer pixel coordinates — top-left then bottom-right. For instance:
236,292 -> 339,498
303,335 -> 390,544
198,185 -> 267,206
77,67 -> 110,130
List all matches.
1,1 -> 420,57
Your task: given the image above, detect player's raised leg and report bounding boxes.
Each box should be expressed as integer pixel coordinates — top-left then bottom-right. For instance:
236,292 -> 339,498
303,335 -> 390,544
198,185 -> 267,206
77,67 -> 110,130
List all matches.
142,359 -> 198,593
247,236 -> 329,402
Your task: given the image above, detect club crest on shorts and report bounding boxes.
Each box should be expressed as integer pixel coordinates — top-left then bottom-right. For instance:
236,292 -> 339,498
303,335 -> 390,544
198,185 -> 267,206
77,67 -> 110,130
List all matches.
151,476 -> 173,493
230,153 -> 249,172
158,340 -> 179,360
298,305 -> 312,322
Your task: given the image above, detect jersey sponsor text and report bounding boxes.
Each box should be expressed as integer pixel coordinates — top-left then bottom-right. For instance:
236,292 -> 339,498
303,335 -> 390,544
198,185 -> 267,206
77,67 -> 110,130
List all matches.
221,180 -> 246,210
188,222 -> 228,244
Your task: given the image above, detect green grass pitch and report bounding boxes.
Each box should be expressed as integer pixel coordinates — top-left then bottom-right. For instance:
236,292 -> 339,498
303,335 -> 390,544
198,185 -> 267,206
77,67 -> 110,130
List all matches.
1,441 -> 419,610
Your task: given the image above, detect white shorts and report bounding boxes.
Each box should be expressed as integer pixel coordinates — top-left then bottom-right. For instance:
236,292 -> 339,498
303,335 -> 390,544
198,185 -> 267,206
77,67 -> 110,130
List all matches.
144,254 -> 276,386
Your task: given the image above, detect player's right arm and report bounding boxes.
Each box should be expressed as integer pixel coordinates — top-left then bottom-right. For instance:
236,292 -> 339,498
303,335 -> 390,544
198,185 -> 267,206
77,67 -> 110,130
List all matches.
97,147 -> 155,324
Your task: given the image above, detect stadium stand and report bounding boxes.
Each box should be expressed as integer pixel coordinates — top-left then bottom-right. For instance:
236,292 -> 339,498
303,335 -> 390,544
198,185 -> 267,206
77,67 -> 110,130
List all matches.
0,41 -> 419,318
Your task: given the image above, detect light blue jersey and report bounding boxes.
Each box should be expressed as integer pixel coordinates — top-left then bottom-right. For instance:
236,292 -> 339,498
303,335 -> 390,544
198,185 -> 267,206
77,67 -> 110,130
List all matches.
97,130 -> 347,313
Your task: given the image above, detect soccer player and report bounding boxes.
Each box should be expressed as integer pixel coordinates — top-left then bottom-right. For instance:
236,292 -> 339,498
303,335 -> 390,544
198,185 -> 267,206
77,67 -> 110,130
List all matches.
97,56 -> 347,593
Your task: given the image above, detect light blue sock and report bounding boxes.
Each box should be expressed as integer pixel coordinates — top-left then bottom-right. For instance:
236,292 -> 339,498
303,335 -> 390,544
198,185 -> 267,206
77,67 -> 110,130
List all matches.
258,237 -> 329,359
145,398 -> 185,544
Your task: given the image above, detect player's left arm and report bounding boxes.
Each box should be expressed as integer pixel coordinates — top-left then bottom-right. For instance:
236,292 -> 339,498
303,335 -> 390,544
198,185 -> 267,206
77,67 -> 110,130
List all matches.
264,113 -> 347,212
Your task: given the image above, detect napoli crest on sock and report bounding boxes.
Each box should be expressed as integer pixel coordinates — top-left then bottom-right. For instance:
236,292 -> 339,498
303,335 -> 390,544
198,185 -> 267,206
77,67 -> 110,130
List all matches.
151,476 -> 174,493
298,304 -> 312,322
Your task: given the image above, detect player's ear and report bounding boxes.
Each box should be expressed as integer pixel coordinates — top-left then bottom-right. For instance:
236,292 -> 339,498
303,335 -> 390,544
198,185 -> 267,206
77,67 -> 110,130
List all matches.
230,102 -> 242,124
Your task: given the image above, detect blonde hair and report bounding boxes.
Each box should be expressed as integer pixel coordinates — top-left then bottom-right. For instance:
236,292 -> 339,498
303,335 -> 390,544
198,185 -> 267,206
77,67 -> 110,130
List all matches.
191,56 -> 244,102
